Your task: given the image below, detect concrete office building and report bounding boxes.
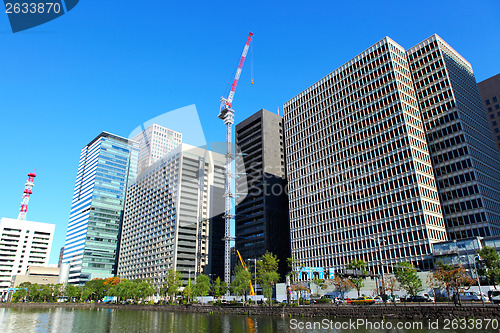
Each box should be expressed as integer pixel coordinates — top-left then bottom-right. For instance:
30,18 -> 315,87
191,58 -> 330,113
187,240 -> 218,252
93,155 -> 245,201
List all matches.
477,73 -> 500,155
235,109 -> 291,277
407,35 -> 500,239
62,132 -> 138,285
283,37 -> 447,276
133,124 -> 182,175
117,144 -> 225,286
0,217 -> 54,298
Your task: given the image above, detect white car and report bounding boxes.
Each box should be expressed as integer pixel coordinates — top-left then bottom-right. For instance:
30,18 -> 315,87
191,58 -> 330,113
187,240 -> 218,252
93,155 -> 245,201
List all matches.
373,296 -> 383,303
490,291 -> 500,304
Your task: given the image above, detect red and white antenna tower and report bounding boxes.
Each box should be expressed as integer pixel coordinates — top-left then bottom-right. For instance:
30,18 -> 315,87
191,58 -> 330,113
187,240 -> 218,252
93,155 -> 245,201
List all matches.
18,169 -> 36,220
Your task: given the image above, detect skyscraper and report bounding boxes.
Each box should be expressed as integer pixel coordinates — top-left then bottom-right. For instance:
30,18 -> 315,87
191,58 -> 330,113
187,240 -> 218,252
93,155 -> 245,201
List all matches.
117,144 -> 225,285
0,217 -> 54,298
283,37 -> 447,276
235,109 -> 290,277
407,35 -> 500,239
133,124 -> 182,175
477,73 -> 500,155
62,132 -> 138,285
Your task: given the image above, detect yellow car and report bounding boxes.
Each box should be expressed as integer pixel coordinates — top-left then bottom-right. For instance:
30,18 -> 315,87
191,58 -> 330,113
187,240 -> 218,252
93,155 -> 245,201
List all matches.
351,296 -> 375,305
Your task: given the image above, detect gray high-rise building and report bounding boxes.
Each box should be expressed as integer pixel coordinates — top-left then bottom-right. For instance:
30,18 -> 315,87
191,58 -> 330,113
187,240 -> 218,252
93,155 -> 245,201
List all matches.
284,37 -> 447,276
407,35 -> 500,239
235,109 -> 290,277
117,144 -> 225,285
477,73 -> 500,155
283,34 -> 500,278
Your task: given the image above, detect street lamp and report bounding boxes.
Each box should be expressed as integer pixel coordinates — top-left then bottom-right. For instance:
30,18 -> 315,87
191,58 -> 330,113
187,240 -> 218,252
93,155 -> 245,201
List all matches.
473,255 -> 485,306
248,258 -> 260,305
370,236 -> 385,296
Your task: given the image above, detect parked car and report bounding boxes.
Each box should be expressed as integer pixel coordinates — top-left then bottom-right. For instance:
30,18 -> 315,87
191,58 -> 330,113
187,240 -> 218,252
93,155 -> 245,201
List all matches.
389,295 -> 401,303
490,291 -> 500,304
405,295 -> 433,302
373,296 -> 383,303
459,292 -> 487,302
351,296 -> 375,305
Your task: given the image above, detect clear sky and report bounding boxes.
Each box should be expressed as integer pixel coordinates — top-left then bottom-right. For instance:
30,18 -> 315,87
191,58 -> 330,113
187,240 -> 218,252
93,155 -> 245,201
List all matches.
1,0 -> 499,265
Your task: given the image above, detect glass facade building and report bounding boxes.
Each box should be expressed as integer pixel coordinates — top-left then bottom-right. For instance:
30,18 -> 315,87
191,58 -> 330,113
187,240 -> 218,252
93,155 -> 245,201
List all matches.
62,132 -> 138,285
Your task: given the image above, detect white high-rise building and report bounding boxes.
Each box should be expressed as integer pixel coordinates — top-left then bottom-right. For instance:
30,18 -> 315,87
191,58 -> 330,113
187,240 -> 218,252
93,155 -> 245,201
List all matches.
117,144 -> 226,285
0,217 -> 55,298
133,124 -> 182,175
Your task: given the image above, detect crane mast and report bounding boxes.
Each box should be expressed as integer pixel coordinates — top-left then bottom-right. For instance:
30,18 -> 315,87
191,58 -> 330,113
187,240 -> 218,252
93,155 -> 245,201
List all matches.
218,32 -> 254,288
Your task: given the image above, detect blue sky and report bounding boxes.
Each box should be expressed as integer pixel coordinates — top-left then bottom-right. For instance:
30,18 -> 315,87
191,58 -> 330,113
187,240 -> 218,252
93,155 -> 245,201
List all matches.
1,0 -> 499,264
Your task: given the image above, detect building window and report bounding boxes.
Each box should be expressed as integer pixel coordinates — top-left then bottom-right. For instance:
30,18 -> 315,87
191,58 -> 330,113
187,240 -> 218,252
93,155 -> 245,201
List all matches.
486,99 -> 490,105
496,104 -> 500,110
494,96 -> 498,103
489,107 -> 493,112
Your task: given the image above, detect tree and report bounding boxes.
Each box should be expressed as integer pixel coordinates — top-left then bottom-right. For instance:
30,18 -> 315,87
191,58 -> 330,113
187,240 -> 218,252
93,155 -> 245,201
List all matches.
108,279 -> 135,301
231,264 -> 251,302
332,277 -> 354,300
64,284 -> 81,300
477,246 -> 500,289
257,252 -> 280,305
286,256 -> 304,284
135,280 -> 156,301
193,274 -> 211,303
346,260 -> 367,297
212,277 -> 223,299
428,262 -> 475,305
182,282 -> 192,303
386,277 -> 400,304
394,262 -> 423,297
163,270 -> 182,303
83,279 -> 108,301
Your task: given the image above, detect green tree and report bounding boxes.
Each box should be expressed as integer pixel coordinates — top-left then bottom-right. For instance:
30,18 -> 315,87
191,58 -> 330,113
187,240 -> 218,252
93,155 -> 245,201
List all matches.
82,279 -> 108,301
11,282 -> 30,302
394,262 -> 423,297
428,262 -> 475,305
64,284 -> 81,300
257,252 -> 280,305
212,277 -> 223,299
162,270 -> 182,303
135,280 -> 156,301
346,260 -> 367,297
108,279 -> 136,301
231,264 -> 251,302
477,246 -> 500,288
193,274 -> 211,303
183,282 -> 192,303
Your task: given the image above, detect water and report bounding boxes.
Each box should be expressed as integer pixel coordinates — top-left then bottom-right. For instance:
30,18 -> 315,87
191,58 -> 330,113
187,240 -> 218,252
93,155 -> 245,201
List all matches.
0,307 -> 497,332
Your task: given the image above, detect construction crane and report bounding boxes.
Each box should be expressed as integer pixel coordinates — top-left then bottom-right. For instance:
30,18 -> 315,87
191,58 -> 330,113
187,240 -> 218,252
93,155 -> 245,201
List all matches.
237,250 -> 256,296
218,32 -> 254,288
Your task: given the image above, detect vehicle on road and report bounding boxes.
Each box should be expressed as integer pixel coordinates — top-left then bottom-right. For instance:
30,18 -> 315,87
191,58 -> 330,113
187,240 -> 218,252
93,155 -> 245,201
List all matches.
490,291 -> 500,304
405,295 -> 433,302
459,292 -> 486,302
351,296 -> 375,305
373,296 -> 383,303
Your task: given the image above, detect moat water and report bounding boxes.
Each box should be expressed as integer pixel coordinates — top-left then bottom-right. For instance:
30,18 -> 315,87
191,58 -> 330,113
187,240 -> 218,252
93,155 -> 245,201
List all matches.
0,307 -> 496,332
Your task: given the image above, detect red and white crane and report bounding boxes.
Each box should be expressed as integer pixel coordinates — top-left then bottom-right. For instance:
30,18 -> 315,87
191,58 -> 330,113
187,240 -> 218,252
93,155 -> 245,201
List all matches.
18,169 -> 36,220
218,32 -> 254,286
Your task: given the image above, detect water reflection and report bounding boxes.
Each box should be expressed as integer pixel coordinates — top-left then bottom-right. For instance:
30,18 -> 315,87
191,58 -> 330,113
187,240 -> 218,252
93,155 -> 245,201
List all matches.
0,307 -> 496,332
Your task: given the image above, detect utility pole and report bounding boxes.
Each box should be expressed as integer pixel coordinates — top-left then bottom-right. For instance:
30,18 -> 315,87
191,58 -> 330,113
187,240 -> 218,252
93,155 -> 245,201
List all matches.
371,236 -> 385,295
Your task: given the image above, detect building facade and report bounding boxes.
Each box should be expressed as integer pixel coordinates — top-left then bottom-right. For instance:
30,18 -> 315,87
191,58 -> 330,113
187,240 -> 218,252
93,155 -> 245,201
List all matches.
235,109 -> 291,277
477,73 -> 500,155
133,123 -> 182,175
117,144 -> 225,286
407,35 -> 500,239
62,132 -> 138,285
0,217 -> 54,297
283,37 -> 447,276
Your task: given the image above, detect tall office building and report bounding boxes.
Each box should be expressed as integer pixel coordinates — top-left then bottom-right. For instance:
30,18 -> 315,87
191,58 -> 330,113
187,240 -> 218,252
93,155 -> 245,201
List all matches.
235,109 -> 291,277
0,217 -> 54,298
133,124 -> 182,175
407,35 -> 500,239
117,144 -> 225,285
62,132 -> 138,285
477,73 -> 500,155
283,37 -> 447,275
